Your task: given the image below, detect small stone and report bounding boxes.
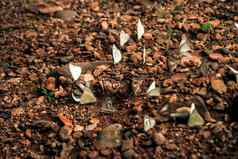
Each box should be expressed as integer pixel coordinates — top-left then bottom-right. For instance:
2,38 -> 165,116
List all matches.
11,107 -> 24,117
143,32 -> 153,40
96,124 -> 122,149
90,1 -> 100,12
88,151 -> 98,159
0,111 -> 11,120
201,130 -> 211,139
25,129 -> 32,138
24,31 -> 37,39
166,143 -> 178,151
36,96 -> 45,105
74,125 -> 84,132
59,126 -> 73,141
101,21 -> 109,30
130,52 -> 142,64
60,143 -> 74,158
32,120 -> 60,132
121,139 -> 134,151
153,132 -> 167,145
55,10 -> 77,21
72,48 -> 81,54
123,149 -> 138,159
100,149 -> 112,156
59,55 -> 74,64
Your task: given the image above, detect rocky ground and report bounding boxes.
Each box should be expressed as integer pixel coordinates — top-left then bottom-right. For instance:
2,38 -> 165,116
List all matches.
0,0 -> 238,158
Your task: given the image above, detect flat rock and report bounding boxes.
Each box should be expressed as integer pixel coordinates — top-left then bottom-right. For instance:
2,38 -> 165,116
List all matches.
96,124 -> 122,149
55,10 -> 77,21
153,132 -> 167,145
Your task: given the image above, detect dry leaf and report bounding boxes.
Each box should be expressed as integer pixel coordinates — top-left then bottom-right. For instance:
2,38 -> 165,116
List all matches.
211,78 -> 227,94
137,19 -> 145,40
79,87 -> 97,104
147,81 -> 160,96
147,81 -> 156,93
112,44 -> 122,64
188,103 -> 205,127
57,112 -> 73,126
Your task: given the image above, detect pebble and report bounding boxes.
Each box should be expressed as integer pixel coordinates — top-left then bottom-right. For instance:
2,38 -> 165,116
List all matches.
201,130 -> 211,139
11,107 -> 24,117
123,149 -> 138,159
101,21 -> 109,30
143,32 -> 153,40
59,55 -> 74,64
32,120 -> 60,132
55,10 -> 77,21
88,150 -> 99,159
100,149 -> 112,156
166,143 -> 178,151
0,111 -> 11,119
153,132 -> 167,145
59,126 -> 73,141
96,124 -> 122,149
121,139 -> 134,151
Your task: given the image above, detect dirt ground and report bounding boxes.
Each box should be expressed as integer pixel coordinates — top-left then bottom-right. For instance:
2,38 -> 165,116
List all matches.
0,0 -> 238,158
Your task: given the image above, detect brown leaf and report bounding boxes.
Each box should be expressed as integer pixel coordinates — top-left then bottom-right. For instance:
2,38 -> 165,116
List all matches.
57,112 -> 73,126
209,52 -> 224,63
210,78 -> 227,94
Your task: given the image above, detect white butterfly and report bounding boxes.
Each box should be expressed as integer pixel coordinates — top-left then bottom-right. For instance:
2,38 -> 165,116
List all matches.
235,23 -> 238,29
120,30 -> 130,47
69,63 -> 82,81
147,81 -> 160,96
137,19 -> 145,40
144,115 -> 156,131
179,35 -> 191,55
112,44 -> 122,64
